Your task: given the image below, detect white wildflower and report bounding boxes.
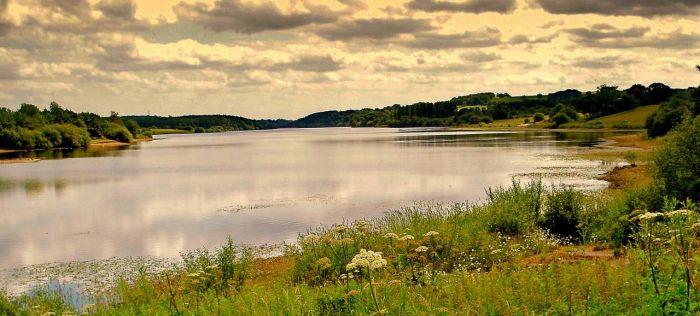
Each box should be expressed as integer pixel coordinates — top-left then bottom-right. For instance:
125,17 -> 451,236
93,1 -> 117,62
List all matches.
384,233 -> 399,240
637,212 -> 664,221
414,246 -> 429,253
667,209 -> 691,217
346,249 -> 387,271
303,234 -> 320,243
423,231 -> 439,237
399,234 -> 415,241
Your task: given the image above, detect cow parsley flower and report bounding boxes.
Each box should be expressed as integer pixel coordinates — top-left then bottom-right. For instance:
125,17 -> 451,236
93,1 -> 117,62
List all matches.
399,234 -> 414,241
423,231 -> 439,237
414,246 -> 428,253
346,249 -> 387,271
384,233 -> 399,240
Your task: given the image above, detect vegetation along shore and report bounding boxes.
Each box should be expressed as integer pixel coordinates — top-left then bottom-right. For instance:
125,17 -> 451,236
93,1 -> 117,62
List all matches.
1,82 -> 699,315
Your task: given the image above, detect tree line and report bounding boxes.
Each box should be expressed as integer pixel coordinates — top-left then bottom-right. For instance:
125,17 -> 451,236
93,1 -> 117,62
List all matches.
0,102 -> 145,150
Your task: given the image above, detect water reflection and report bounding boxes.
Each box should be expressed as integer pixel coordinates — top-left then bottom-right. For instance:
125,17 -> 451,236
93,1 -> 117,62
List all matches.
0,128 -> 625,269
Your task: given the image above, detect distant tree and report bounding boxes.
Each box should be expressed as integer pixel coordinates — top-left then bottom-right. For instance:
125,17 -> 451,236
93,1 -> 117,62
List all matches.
533,113 -> 545,122
647,83 -> 674,104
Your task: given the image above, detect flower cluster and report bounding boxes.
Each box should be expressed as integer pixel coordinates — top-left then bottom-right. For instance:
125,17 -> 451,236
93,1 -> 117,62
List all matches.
399,234 -> 414,241
423,231 -> 439,237
383,233 -> 399,240
346,249 -> 387,271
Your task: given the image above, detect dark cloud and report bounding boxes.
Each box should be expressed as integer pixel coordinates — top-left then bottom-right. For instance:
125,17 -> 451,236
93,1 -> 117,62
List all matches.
40,0 -> 92,18
565,24 -> 700,49
96,0 -> 137,20
460,51 -> 502,63
566,24 -> 649,40
570,56 -> 633,69
0,0 -> 11,37
535,0 -> 700,17
174,0 -> 343,34
316,18 -> 434,41
406,0 -> 516,13
508,33 -> 558,45
270,55 -> 343,72
401,28 -> 502,49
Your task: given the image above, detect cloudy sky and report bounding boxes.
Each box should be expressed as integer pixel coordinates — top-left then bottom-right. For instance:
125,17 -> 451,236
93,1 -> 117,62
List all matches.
0,0 -> 698,119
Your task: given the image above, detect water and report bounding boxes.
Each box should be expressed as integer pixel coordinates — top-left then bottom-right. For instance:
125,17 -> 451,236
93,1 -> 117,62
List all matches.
0,128 -> 620,270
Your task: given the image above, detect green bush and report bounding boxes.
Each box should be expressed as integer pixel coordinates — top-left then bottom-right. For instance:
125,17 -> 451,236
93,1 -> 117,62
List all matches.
485,180 -> 543,236
539,185 -> 584,241
103,122 -> 134,143
653,116 -> 700,201
533,113 -> 545,122
646,96 -> 693,137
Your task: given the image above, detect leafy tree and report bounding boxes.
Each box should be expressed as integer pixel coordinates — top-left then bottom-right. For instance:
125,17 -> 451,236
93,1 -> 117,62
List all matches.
646,94 -> 694,137
653,116 -> 700,201
533,113 -> 545,122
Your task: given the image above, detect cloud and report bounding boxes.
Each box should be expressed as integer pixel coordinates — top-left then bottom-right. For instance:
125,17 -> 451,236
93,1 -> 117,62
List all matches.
277,55 -> 343,72
173,0 -> 343,34
565,24 -> 700,49
566,24 -> 649,40
508,33 -> 558,45
535,0 -> 700,17
39,0 -> 92,19
0,0 -> 12,36
569,56 -> 634,69
461,51 -> 502,63
406,0 -> 516,13
400,28 -> 502,49
316,18 -> 434,41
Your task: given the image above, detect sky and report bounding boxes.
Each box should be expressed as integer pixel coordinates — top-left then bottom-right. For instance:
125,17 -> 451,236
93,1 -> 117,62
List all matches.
0,0 -> 699,119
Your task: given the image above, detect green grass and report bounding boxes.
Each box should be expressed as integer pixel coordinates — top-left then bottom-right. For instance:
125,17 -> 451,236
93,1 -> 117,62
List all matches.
564,105 -> 660,129
147,128 -> 193,135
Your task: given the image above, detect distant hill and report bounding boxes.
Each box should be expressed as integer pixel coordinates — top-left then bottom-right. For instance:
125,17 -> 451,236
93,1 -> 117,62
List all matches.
124,83 -> 689,132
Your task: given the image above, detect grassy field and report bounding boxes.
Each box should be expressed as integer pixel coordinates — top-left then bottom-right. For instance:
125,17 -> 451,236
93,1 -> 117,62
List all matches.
562,105 -> 660,129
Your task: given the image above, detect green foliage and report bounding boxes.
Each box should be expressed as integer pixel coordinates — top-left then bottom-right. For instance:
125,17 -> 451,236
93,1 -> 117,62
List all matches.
124,119 -> 141,137
533,112 -> 545,122
653,116 -> 700,201
485,180 -> 544,236
103,122 -> 134,143
181,237 -> 253,293
646,93 -> 694,137
540,185 -> 584,240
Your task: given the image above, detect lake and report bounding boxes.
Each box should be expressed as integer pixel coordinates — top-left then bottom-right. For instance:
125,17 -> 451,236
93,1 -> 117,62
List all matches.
0,128 -> 621,270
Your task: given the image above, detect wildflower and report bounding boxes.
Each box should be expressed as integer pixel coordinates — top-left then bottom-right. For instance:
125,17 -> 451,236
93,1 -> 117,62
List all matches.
667,209 -> 691,217
340,273 -> 348,280
490,249 -> 502,255
303,234 -> 320,243
346,249 -> 387,271
316,257 -> 332,270
384,233 -> 399,240
354,220 -> 370,231
399,234 -> 415,241
340,237 -> 354,245
414,246 -> 429,253
334,225 -> 349,233
187,272 -> 200,278
423,231 -> 439,237
637,212 -> 664,221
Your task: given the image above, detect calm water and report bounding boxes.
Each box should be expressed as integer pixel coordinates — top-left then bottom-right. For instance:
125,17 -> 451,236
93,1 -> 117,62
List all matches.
0,128 -> 618,269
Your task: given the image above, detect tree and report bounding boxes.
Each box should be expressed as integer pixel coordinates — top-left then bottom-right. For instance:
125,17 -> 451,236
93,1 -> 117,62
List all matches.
653,116 -> 700,201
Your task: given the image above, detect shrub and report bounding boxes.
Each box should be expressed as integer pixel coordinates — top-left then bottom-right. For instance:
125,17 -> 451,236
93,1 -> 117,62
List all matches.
539,185 -> 584,241
646,96 -> 693,137
103,122 -> 134,143
550,112 -> 574,128
653,116 -> 700,201
533,113 -> 545,122
485,180 -> 543,236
